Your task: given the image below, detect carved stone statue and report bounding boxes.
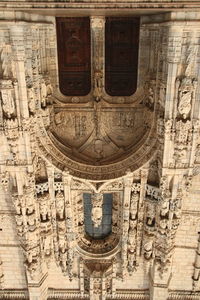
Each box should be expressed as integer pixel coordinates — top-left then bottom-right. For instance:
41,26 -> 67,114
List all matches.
91,193 -> 103,228
40,79 -> 47,107
39,193 -> 51,222
4,118 -> 18,140
56,191 -> 65,220
93,70 -> 103,102
91,207 -> 102,228
1,89 -> 15,118
144,240 -> 153,260
27,87 -> 36,114
176,77 -> 197,119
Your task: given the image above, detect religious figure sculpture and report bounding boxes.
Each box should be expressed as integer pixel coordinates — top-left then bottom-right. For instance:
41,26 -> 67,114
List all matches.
91,193 -> 103,228
56,191 -> 65,220
40,79 -> 47,107
1,89 -> 15,118
176,76 -> 197,119
27,87 -> 36,114
91,206 -> 102,228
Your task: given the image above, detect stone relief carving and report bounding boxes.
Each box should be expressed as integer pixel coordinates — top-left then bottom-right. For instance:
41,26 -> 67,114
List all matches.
0,44 -> 13,79
27,86 -> 36,114
0,171 -> 10,191
1,88 -> 15,119
176,76 -> 197,119
144,80 -> 155,110
0,17 -> 199,300
39,76 -> 53,109
93,70 -> 103,103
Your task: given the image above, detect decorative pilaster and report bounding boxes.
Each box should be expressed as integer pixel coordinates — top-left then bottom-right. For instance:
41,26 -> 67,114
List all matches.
121,172 -> 134,277
90,16 -> 105,102
192,232 -> 200,291
62,171 -> 74,278
10,26 -> 29,119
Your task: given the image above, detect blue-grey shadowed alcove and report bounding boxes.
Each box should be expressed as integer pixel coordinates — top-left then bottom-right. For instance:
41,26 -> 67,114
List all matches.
83,193 -> 113,239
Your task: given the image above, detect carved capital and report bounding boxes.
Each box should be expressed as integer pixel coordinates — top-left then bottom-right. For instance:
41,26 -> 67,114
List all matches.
90,16 -> 105,28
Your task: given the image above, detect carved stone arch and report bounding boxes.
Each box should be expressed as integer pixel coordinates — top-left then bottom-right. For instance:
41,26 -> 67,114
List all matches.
36,98 -> 158,180
73,190 -> 122,255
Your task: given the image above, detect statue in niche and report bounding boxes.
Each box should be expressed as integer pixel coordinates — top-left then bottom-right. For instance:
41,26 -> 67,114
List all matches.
56,191 -> 65,220
27,87 -> 36,114
1,89 -> 15,118
39,193 -> 50,222
40,79 -> 47,107
46,79 -> 53,98
93,70 -> 103,102
145,80 -> 155,109
146,202 -> 155,227
176,77 -> 197,119
91,206 -> 102,228
4,118 -> 18,140
91,193 -> 103,228
160,198 -> 169,217
144,240 -> 153,260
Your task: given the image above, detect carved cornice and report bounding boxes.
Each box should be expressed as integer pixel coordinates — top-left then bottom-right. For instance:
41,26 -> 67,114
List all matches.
0,290 -> 28,299
168,291 -> 200,300
106,290 -> 150,299
48,289 -> 89,299
1,1 -> 200,11
48,289 -> 149,300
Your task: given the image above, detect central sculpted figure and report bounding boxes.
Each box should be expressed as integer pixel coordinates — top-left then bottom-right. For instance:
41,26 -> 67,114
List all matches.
91,206 -> 103,228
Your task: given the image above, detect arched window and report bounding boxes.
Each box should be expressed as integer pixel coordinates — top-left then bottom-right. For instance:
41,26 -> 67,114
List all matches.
83,193 -> 113,239
56,17 -> 91,96
56,17 -> 139,97
105,17 -> 139,96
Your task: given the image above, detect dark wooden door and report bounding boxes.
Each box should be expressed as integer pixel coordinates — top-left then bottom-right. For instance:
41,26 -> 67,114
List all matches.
56,17 -> 91,96
105,17 -> 140,96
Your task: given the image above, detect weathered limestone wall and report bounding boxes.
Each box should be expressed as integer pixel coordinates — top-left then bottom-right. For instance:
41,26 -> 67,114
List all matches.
0,186 -> 27,292
0,9 -> 199,300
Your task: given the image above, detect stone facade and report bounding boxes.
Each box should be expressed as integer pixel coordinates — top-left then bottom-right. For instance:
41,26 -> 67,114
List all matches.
0,2 -> 200,300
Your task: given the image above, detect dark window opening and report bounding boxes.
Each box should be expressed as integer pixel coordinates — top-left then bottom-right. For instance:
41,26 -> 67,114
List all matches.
105,17 -> 139,96
56,17 -> 139,97
83,193 -> 113,239
56,17 -> 91,96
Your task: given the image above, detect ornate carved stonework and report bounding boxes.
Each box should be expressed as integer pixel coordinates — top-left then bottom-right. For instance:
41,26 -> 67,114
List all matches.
0,9 -> 200,300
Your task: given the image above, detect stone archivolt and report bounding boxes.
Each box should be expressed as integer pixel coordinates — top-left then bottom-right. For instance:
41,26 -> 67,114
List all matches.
0,10 -> 199,300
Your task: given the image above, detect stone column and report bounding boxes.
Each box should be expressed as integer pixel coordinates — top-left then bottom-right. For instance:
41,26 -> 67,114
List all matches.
27,265 -> 49,300
90,16 -> 105,101
150,24 -> 183,300
10,25 -> 29,119
121,172 -> 133,277
10,25 -> 33,165
192,232 -> 200,290
26,172 -> 49,300
62,171 -> 74,278
163,26 -> 182,169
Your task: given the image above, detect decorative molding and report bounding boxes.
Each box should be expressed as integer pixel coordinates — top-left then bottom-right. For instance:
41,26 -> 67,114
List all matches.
48,289 -> 89,299
0,290 -> 28,299
168,291 -> 200,300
